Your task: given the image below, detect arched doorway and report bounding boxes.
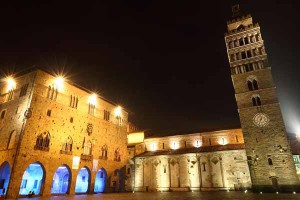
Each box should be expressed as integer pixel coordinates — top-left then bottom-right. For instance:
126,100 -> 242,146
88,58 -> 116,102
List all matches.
94,168 -> 107,193
51,165 -> 71,194
19,162 -> 45,195
0,161 -> 10,196
111,169 -> 123,192
75,166 -> 90,193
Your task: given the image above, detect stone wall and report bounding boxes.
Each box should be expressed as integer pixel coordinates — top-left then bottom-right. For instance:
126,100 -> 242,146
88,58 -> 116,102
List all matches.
0,69 -> 129,198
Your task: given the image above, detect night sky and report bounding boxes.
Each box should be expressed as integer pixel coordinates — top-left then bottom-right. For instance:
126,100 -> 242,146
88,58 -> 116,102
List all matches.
1,1 -> 300,136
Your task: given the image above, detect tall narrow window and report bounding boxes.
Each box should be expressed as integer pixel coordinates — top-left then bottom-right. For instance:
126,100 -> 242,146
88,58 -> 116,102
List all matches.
88,103 -> 95,115
202,162 -> 206,171
162,143 -> 165,149
70,95 -> 78,108
253,80 -> 258,90
101,144 -> 108,159
268,158 -> 273,165
104,110 -> 110,121
47,85 -> 58,100
247,81 -> 253,91
6,90 -> 14,102
252,95 -> 261,106
19,83 -> 29,97
241,52 -> 246,59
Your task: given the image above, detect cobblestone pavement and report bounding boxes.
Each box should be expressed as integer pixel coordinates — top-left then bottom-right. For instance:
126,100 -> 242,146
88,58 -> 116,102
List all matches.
11,191 -> 300,200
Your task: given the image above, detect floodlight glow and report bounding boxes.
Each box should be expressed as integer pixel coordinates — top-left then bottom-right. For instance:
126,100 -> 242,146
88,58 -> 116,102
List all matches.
114,106 -> 122,117
219,137 -> 228,145
194,140 -> 201,148
151,143 -> 157,151
88,93 -> 97,105
54,76 -> 64,91
6,77 -> 16,92
170,141 -> 178,150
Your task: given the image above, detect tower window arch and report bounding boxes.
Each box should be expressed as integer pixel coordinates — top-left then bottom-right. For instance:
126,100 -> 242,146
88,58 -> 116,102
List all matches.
252,95 -> 261,106
247,76 -> 259,91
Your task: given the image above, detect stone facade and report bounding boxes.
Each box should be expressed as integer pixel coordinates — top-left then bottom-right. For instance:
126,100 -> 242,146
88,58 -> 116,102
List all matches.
225,5 -> 300,192
0,69 -> 129,198
127,129 -> 252,192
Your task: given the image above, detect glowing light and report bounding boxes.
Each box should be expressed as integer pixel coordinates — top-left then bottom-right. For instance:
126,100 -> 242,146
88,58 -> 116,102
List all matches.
293,191 -> 296,194
260,192 -> 262,194
88,93 -> 97,105
6,77 -> 16,92
54,76 -> 64,91
194,140 -> 201,148
171,141 -> 178,150
151,143 -> 157,151
114,106 -> 122,117
244,190 -> 247,193
219,137 -> 228,145
276,192 -> 278,194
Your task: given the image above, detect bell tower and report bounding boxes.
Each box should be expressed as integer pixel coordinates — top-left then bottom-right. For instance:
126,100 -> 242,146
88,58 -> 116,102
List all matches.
225,5 -> 300,192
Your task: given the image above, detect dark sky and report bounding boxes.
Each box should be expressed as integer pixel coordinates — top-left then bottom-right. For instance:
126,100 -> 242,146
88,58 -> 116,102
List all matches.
1,0 -> 300,135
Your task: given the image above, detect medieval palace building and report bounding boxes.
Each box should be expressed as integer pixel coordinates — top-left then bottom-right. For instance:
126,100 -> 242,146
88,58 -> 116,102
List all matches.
0,5 -> 299,199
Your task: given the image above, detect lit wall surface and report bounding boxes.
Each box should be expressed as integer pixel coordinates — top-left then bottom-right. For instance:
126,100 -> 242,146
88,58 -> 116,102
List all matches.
0,162 -> 10,195
94,168 -> 107,193
51,165 -> 70,194
19,163 -> 44,195
75,167 -> 89,193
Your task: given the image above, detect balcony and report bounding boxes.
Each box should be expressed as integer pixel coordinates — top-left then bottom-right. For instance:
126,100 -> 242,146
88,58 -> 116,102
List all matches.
81,154 -> 93,161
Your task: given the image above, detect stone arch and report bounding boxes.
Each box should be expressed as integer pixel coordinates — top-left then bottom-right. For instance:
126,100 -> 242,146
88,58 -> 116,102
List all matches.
51,164 -> 72,194
94,168 -> 107,193
19,161 -> 46,196
35,132 -> 51,151
0,161 -> 11,195
75,166 -> 91,194
61,136 -> 73,153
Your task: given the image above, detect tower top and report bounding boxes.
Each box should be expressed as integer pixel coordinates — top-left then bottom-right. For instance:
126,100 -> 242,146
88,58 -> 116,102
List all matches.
232,4 -> 241,18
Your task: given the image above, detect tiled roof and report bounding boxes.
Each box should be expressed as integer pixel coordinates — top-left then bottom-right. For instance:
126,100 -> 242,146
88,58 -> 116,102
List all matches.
136,143 -> 245,157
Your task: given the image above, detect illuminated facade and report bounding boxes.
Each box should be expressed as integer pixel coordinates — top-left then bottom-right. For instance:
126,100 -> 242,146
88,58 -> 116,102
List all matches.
0,69 -> 129,198
225,5 -> 300,191
127,129 -> 252,191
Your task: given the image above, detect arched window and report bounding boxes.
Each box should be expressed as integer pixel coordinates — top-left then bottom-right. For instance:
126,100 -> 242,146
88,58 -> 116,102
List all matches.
83,140 -> 92,155
253,80 -> 258,90
268,158 -> 273,165
34,132 -> 51,151
247,76 -> 259,91
247,81 -> 253,91
61,136 -> 73,154
7,130 -> 16,149
252,95 -> 261,106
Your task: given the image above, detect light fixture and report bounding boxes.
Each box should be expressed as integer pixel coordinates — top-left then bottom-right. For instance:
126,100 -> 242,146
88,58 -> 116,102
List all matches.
151,143 -> 156,151
54,76 -> 64,91
88,93 -> 97,105
6,76 -> 16,92
114,106 -> 122,117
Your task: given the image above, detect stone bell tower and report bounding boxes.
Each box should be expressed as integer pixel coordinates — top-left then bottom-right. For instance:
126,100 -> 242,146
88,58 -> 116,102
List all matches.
225,5 -> 300,192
